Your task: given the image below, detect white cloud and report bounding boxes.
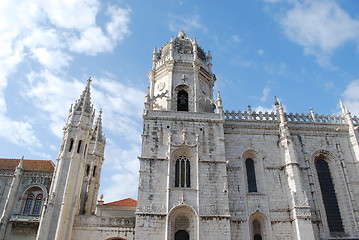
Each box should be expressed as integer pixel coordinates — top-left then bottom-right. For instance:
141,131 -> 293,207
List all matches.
232,34 -> 242,43
342,79 -> 359,116
280,0 -> 359,68
0,0 -> 132,148
260,87 -> 271,102
253,105 -> 276,113
167,13 -> 208,33
257,49 -> 265,56
101,142 -> 141,201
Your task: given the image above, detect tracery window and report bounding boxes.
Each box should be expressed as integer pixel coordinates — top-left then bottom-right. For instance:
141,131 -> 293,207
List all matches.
22,187 -> 43,215
246,158 -> 257,192
177,90 -> 188,111
175,156 -> 190,187
315,159 -> 344,233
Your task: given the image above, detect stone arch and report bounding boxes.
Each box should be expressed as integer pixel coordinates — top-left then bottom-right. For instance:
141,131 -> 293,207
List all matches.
174,85 -> 191,111
311,148 -> 347,235
20,185 -> 47,215
240,149 -> 265,194
167,205 -> 198,240
248,210 -> 271,240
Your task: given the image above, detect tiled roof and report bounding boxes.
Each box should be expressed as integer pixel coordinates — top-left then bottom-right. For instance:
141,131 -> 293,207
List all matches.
104,198 -> 137,207
0,158 -> 55,172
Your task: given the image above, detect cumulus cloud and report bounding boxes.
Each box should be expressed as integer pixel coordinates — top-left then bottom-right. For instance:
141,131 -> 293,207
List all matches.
167,13 -> 208,33
0,0 -> 131,148
279,0 -> 359,68
101,142 -> 141,201
342,79 -> 359,116
259,87 -> 271,102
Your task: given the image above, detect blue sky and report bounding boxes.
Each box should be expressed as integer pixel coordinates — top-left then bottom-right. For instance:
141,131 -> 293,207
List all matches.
0,0 -> 358,202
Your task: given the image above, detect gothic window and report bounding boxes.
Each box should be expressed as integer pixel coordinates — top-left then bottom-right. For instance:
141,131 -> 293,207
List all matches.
77,140 -> 82,153
177,90 -> 188,111
32,194 -> 43,215
175,156 -> 190,187
68,138 -> 74,152
23,194 -> 34,214
246,158 -> 257,192
315,159 -> 344,233
22,187 -> 44,215
175,230 -> 189,240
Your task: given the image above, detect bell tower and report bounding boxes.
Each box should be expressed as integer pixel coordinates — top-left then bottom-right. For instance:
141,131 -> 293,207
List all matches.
146,30 -> 216,113
136,31 -> 230,240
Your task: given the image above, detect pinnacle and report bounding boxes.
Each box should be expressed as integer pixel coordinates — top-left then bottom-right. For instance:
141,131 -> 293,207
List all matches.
92,109 -> 104,142
75,78 -> 93,114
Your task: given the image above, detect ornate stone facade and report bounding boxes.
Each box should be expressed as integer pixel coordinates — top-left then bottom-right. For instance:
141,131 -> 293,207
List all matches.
1,31 -> 359,240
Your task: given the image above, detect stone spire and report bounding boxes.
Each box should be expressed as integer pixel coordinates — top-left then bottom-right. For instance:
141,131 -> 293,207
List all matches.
92,109 -> 104,142
75,78 -> 93,114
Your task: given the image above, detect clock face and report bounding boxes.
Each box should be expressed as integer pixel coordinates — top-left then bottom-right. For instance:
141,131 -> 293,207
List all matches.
158,82 -> 165,91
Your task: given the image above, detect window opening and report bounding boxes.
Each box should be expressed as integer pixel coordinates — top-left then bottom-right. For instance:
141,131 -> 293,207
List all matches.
23,194 -> 34,214
32,194 -> 43,215
177,90 -> 188,111
316,159 -> 344,233
93,165 -> 97,177
175,156 -> 190,187
86,165 -> 90,176
246,158 -> 257,192
77,140 -> 82,153
68,139 -> 74,152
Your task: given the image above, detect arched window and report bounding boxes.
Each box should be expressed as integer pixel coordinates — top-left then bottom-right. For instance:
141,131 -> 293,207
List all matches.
68,138 -> 74,152
175,156 -> 190,188
175,230 -> 189,240
177,90 -> 188,111
246,158 -> 257,192
77,140 -> 82,153
315,159 -> 344,233
22,187 -> 44,215
32,194 -> 43,215
23,194 -> 34,214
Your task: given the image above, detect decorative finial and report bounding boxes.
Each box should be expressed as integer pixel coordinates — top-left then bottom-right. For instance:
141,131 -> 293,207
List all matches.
178,30 -> 186,38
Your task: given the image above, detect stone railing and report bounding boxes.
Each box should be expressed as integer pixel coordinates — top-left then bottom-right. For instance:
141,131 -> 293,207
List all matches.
223,109 -> 359,126
223,110 -> 278,121
9,214 -> 40,223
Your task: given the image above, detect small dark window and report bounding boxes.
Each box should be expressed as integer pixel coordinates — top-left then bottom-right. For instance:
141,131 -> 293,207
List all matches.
68,139 -> 74,152
77,140 -> 82,153
246,158 -> 257,192
84,144 -> 87,156
86,165 -> 90,176
93,166 -> 97,177
254,234 -> 262,240
175,230 -> 189,240
175,156 -> 190,187
177,90 -> 188,111
316,159 -> 344,233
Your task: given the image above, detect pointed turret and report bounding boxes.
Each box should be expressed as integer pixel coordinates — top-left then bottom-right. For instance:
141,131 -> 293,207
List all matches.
74,77 -> 93,114
92,109 -> 104,143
